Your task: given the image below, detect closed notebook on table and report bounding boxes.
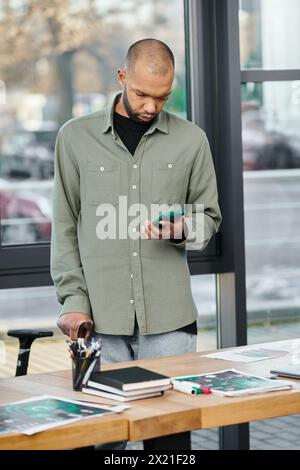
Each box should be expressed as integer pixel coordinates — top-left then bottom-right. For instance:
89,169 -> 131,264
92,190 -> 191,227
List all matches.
85,381 -> 172,397
270,366 -> 300,380
82,387 -> 164,402
88,366 -> 170,391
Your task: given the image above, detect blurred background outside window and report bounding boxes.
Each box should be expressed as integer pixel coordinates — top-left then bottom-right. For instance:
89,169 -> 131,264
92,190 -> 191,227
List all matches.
239,0 -> 300,344
240,0 -> 300,451
0,0 -> 202,379
0,0 -> 187,247
0,0 -> 299,379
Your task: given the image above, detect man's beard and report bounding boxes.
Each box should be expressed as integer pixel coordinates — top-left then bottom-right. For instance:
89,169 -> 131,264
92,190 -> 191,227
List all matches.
122,87 -> 156,124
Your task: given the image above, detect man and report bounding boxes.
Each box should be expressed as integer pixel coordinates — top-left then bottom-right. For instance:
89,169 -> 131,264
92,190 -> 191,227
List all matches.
51,38 -> 221,447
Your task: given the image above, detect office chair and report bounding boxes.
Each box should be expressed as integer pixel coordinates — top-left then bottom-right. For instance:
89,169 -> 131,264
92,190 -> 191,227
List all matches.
7,329 -> 53,376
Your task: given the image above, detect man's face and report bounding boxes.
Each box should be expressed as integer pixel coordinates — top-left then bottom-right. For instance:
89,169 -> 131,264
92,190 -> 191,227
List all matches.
118,59 -> 174,123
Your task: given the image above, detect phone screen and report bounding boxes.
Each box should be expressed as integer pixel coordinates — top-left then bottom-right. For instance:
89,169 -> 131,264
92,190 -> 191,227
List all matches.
152,209 -> 185,227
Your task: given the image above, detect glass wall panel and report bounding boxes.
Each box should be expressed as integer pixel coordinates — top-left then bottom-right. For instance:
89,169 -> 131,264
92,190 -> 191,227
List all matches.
242,81 -> 300,344
191,274 -> 217,351
240,0 -> 300,70
0,0 -> 187,246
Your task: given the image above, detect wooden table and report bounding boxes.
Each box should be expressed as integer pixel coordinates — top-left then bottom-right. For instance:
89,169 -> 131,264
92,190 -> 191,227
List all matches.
1,339 -> 300,450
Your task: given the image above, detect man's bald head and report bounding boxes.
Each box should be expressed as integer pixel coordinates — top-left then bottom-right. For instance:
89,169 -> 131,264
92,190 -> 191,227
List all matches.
126,39 -> 175,77
116,39 -> 174,123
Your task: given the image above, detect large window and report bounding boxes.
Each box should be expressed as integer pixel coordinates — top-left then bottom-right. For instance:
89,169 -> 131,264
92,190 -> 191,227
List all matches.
240,0 -> 300,70
239,0 -> 300,450
0,0 -> 187,247
242,80 -> 300,343
240,0 -> 300,344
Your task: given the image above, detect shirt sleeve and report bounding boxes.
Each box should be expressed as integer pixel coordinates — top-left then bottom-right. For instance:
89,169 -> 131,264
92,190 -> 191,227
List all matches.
169,132 -> 222,250
50,126 -> 92,318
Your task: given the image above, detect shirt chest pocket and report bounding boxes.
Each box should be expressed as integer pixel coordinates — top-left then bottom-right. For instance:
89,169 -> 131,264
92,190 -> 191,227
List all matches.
151,161 -> 187,205
84,161 -> 121,206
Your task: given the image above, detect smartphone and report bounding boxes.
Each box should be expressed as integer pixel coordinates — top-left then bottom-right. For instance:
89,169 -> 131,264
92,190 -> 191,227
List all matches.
152,209 -> 185,228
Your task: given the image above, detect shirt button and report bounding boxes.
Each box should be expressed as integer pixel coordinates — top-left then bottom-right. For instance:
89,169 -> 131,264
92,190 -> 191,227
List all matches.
130,299 -> 135,304
100,166 -> 105,171
133,164 -> 138,169
168,163 -> 173,169
130,273 -> 134,278
133,252 -> 138,257
132,185 -> 137,190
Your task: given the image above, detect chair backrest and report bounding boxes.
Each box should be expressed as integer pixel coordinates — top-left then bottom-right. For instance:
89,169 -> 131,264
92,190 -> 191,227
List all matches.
7,329 -> 53,376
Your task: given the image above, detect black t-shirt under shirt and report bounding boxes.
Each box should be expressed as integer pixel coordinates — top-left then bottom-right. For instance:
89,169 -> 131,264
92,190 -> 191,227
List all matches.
113,111 -> 197,336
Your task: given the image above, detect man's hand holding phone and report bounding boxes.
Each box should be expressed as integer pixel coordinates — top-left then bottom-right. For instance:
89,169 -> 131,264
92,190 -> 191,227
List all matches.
140,210 -> 186,240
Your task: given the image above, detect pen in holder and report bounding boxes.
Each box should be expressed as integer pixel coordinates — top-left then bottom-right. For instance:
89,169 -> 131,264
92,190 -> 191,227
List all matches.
68,337 -> 101,391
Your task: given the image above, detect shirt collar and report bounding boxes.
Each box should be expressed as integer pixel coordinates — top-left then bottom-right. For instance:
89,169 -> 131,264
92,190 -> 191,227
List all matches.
102,92 -> 169,135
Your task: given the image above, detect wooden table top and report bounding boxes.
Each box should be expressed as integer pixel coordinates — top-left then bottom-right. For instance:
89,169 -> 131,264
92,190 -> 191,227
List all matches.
0,373 -> 128,450
1,338 -> 300,448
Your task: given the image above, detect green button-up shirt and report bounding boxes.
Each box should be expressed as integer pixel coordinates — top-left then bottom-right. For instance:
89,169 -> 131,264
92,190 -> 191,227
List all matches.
50,92 -> 222,335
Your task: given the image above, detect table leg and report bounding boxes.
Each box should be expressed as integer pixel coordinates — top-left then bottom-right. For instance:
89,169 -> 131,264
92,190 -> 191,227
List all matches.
143,431 -> 191,450
219,423 -> 250,450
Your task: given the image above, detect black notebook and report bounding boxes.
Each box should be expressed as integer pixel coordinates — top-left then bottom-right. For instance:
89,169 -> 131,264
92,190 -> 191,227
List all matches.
88,366 -> 170,391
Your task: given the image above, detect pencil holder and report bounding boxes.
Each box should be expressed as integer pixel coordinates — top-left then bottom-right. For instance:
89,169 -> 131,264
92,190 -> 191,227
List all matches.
68,337 -> 102,391
72,354 -> 100,391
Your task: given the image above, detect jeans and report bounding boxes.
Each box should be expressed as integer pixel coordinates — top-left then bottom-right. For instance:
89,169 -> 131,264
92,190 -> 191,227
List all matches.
92,319 -> 197,450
